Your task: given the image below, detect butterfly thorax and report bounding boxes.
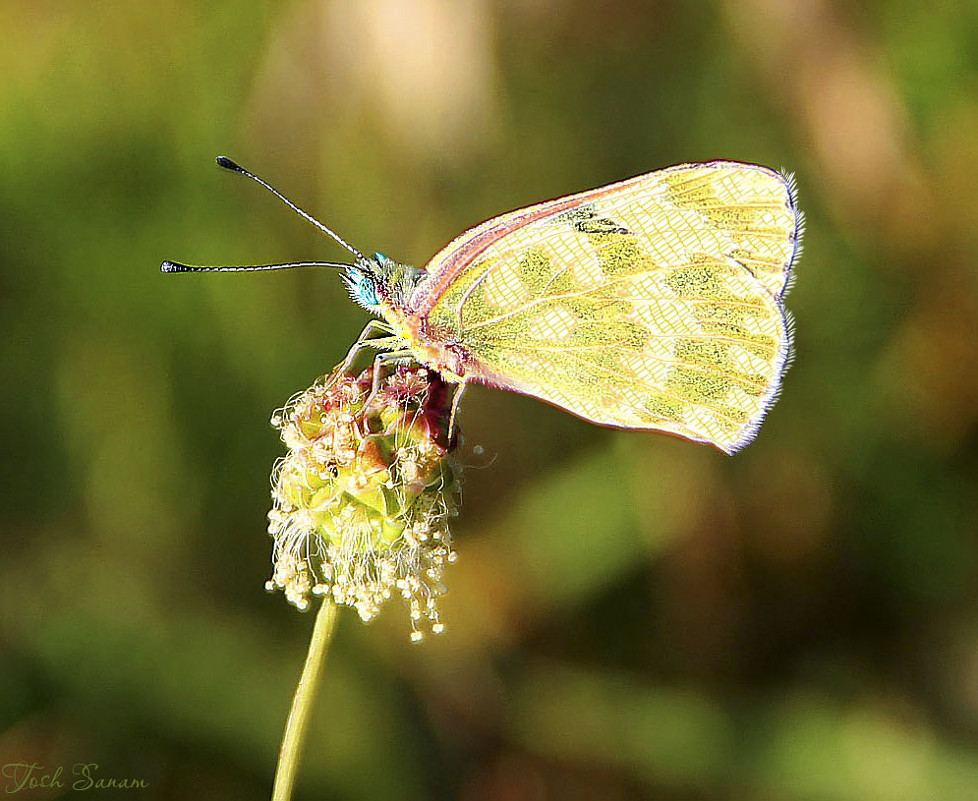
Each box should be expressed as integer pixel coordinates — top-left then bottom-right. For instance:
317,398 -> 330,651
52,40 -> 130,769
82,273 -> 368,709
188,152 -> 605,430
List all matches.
346,253 -> 469,383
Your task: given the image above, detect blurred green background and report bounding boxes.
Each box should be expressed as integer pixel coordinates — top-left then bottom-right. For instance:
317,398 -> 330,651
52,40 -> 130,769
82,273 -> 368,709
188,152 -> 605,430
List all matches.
2,0 -> 977,799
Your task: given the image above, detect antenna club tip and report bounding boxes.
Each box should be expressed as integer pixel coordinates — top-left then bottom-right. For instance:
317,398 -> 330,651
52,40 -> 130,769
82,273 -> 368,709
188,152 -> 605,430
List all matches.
161,261 -> 190,273
216,155 -> 243,172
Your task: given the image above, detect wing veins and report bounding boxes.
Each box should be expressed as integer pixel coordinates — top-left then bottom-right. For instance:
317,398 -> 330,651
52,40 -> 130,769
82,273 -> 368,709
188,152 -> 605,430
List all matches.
459,273 -> 638,333
547,347 -> 749,426
664,195 -> 791,208
492,340 -> 770,393
488,332 -> 778,357
463,279 -> 777,336
459,250 -> 784,329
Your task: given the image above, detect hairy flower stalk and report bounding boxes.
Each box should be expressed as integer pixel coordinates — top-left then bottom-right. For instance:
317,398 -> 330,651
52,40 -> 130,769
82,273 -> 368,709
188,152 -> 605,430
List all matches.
266,363 -> 461,640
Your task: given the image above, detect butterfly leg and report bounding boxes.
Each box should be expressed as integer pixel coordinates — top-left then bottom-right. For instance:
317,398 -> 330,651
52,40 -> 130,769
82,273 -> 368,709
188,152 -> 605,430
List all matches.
448,382 -> 466,441
367,349 -> 418,397
336,320 -> 399,375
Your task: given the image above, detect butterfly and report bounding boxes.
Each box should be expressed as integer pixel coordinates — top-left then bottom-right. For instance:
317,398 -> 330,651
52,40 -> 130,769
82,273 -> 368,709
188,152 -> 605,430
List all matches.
164,156 -> 801,454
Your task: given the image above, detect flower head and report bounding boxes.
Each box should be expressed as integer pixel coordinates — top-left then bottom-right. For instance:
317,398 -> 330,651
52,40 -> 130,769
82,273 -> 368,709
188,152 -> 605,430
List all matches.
265,363 -> 461,640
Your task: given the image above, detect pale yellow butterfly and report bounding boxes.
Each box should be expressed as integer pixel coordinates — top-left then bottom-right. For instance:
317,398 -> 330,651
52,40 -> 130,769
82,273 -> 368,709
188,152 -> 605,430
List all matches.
165,158 -> 801,454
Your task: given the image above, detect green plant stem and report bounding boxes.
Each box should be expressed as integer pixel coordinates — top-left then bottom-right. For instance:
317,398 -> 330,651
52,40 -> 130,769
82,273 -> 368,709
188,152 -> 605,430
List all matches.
271,599 -> 339,801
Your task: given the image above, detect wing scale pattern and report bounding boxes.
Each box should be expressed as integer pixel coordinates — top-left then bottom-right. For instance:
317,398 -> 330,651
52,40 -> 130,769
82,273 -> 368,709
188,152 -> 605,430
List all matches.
408,162 -> 800,453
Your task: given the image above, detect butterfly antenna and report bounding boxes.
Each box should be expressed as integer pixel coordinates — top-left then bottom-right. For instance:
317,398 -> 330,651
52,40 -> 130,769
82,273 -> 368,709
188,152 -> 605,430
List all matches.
215,155 -> 365,261
161,260 -> 352,274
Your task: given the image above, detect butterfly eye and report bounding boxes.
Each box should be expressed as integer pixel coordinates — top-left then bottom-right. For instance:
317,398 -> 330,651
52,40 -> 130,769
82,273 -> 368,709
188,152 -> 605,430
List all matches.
344,267 -> 381,310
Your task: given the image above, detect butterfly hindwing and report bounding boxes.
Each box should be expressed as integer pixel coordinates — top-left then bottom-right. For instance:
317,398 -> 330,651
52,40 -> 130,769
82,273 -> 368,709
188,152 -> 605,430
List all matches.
411,162 -> 800,453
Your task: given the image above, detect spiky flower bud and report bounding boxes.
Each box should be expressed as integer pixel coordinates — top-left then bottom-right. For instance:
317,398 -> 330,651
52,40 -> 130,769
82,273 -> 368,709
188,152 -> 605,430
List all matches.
265,364 -> 461,640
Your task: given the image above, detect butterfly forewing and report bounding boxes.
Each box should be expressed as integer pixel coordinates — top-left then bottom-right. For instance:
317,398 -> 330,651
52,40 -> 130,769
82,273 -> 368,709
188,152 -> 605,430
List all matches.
651,163 -> 800,299
411,162 -> 800,454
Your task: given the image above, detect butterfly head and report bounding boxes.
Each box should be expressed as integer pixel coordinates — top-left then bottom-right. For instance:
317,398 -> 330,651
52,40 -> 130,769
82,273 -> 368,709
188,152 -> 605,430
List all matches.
344,252 -> 425,314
